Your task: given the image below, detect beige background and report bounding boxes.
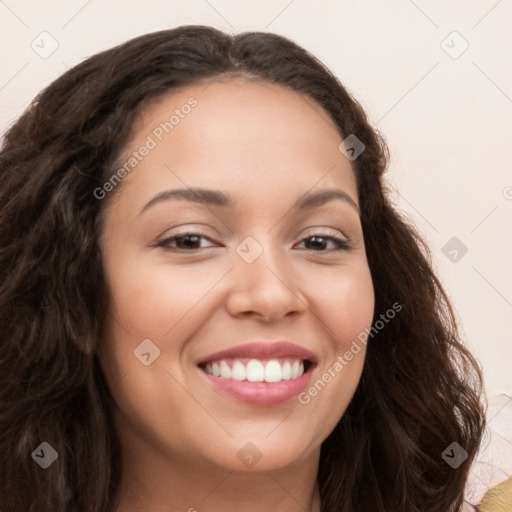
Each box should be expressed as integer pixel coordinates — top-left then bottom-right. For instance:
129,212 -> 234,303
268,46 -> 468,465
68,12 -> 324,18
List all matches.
1,0 -> 511,397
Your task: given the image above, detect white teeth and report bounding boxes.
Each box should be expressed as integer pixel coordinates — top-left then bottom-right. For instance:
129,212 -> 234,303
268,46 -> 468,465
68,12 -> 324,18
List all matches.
264,360 -> 282,382
246,359 -> 265,382
202,358 -> 307,382
220,360 -> 231,379
231,361 -> 246,380
282,361 -> 292,380
291,360 -> 299,379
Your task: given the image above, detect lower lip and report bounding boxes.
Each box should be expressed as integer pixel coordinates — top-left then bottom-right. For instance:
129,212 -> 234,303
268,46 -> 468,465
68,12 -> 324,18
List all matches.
198,366 -> 313,406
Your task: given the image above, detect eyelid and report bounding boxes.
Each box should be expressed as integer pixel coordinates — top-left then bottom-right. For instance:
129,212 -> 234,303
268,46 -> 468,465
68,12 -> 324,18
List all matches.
300,226 -> 348,240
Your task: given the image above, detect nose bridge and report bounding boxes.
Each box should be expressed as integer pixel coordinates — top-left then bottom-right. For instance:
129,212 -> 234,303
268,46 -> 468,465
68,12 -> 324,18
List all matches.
235,233 -> 285,282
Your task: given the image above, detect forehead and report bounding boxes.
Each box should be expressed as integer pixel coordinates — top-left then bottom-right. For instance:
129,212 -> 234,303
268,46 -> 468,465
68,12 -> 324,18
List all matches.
110,77 -> 357,211
134,75 -> 342,137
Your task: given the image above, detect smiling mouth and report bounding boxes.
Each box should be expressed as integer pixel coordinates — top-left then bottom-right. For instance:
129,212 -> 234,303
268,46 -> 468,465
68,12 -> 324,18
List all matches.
198,357 -> 314,383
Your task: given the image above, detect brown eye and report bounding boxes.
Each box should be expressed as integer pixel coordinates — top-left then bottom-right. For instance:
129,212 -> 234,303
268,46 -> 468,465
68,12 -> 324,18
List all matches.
296,234 -> 351,252
157,232 -> 215,251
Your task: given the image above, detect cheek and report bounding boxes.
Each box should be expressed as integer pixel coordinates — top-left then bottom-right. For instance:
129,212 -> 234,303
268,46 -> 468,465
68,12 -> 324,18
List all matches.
98,255 -> 225,402
96,259 -> 207,450
297,264 -> 374,435
104,254 -> 214,339
317,263 -> 375,348
96,250 -> 190,394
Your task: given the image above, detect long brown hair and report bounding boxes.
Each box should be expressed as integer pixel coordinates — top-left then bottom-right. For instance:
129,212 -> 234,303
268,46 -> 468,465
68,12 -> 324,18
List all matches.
0,26 -> 485,512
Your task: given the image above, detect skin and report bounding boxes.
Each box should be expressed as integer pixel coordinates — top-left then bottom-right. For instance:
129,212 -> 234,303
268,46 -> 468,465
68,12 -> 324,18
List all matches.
96,77 -> 375,512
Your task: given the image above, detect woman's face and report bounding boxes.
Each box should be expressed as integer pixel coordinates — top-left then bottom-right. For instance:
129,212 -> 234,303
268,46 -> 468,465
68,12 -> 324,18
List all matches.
96,77 -> 375,473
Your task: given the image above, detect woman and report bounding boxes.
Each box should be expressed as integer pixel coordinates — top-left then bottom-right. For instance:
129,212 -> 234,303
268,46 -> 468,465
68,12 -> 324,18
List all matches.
0,26 -> 485,512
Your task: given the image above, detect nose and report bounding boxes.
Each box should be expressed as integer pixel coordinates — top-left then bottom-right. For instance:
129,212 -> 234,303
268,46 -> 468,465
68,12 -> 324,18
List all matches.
225,242 -> 307,322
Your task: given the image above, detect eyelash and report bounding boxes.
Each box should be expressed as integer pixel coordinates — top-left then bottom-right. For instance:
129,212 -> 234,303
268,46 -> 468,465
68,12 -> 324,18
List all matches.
156,230 -> 352,253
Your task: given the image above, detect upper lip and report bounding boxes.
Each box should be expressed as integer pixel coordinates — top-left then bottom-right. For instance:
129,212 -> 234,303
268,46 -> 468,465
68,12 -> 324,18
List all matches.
197,341 -> 318,365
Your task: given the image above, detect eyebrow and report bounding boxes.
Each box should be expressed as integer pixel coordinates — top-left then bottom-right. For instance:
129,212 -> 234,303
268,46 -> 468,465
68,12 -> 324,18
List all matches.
139,187 -> 360,216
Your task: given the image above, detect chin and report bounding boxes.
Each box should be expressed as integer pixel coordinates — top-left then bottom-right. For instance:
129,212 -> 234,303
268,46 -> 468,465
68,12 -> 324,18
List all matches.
192,429 -> 318,473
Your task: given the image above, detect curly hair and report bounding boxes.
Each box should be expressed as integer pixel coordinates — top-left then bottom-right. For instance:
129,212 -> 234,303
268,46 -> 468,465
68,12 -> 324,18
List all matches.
0,25 -> 485,512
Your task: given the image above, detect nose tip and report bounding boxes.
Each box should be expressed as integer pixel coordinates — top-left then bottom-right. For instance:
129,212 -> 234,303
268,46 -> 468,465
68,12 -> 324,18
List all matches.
227,247 -> 306,322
